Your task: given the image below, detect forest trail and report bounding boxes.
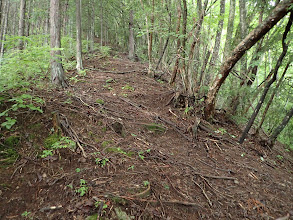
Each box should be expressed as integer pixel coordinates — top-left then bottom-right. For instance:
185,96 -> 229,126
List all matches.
0,50 -> 293,220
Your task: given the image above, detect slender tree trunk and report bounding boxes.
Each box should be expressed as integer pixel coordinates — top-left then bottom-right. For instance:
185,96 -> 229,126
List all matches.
0,0 -> 9,65
18,0 -> 26,50
100,0 -> 103,47
204,0 -> 293,119
268,107 -> 293,147
169,2 -> 182,85
76,0 -> 83,71
128,10 -> 135,60
0,0 -> 2,29
205,0 -> 225,85
184,0 -> 207,91
147,0 -> 155,77
254,61 -> 290,135
239,11 -> 292,144
223,0 -> 235,59
50,0 -> 66,87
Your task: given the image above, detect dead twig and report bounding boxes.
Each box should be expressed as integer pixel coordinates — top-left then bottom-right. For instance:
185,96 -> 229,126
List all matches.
192,178 -> 213,207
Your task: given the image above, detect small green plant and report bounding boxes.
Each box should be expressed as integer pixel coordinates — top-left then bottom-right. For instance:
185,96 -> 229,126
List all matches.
96,99 -> 105,105
95,157 -> 109,168
75,179 -> 88,196
138,149 -> 151,160
106,78 -> 115,83
95,201 -> 108,209
276,155 -> 283,161
184,106 -> 194,115
138,151 -> 145,160
1,117 -> 17,129
122,84 -> 135,91
128,165 -> 135,170
64,98 -> 73,104
143,181 -> 150,187
41,150 -> 54,158
21,211 -> 32,219
75,168 -> 81,173
122,93 -> 128,97
215,127 -> 227,135
103,84 -> 113,90
67,184 -> 73,189
41,136 -> 76,158
157,79 -> 164,84
0,94 -> 44,130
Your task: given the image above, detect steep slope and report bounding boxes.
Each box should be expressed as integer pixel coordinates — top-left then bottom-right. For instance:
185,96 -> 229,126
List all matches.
0,51 -> 292,220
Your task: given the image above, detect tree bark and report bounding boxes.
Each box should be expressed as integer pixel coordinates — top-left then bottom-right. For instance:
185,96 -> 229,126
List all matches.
128,10 -> 135,60
50,0 -> 67,87
268,107 -> 293,147
76,0 -> 83,72
204,0 -> 293,119
18,0 -> 26,49
239,11 -> 292,144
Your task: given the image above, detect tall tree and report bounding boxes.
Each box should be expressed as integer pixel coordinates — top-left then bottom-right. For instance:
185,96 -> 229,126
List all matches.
128,9 -> 135,60
205,0 -> 225,85
76,0 -> 83,72
204,0 -> 293,119
50,0 -> 66,87
239,11 -> 292,144
18,0 -> 26,50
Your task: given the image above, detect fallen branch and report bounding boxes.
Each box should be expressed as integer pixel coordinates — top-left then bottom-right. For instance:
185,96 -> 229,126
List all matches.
157,116 -> 193,142
106,194 -> 200,208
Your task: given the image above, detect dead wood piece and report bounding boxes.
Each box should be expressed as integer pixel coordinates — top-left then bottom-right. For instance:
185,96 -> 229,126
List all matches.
59,113 -> 87,158
105,194 -> 200,208
133,183 -> 151,198
177,162 -> 236,180
40,205 -> 63,212
157,116 -> 193,142
89,68 -> 143,74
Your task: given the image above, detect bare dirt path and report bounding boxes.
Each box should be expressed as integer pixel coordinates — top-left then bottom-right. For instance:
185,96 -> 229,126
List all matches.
0,52 -> 292,220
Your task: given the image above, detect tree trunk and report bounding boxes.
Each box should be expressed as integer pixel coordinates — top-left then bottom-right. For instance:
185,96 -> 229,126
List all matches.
128,10 -> 135,60
100,0 -> 103,47
223,0 -> 235,59
204,0 -> 293,119
239,11 -> 292,144
169,2 -> 181,85
268,107 -> 293,147
50,0 -> 66,87
254,61 -> 290,135
0,0 -> 9,65
76,0 -> 83,72
205,0 -> 225,85
18,0 -> 26,49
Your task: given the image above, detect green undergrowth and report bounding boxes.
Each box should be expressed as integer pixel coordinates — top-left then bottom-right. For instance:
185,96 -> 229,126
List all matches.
0,135 -> 20,167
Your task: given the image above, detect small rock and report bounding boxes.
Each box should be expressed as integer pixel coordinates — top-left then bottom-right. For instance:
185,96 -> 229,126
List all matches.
234,179 -> 239,184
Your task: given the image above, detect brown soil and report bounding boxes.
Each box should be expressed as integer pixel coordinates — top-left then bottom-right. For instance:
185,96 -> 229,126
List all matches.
0,51 -> 292,220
